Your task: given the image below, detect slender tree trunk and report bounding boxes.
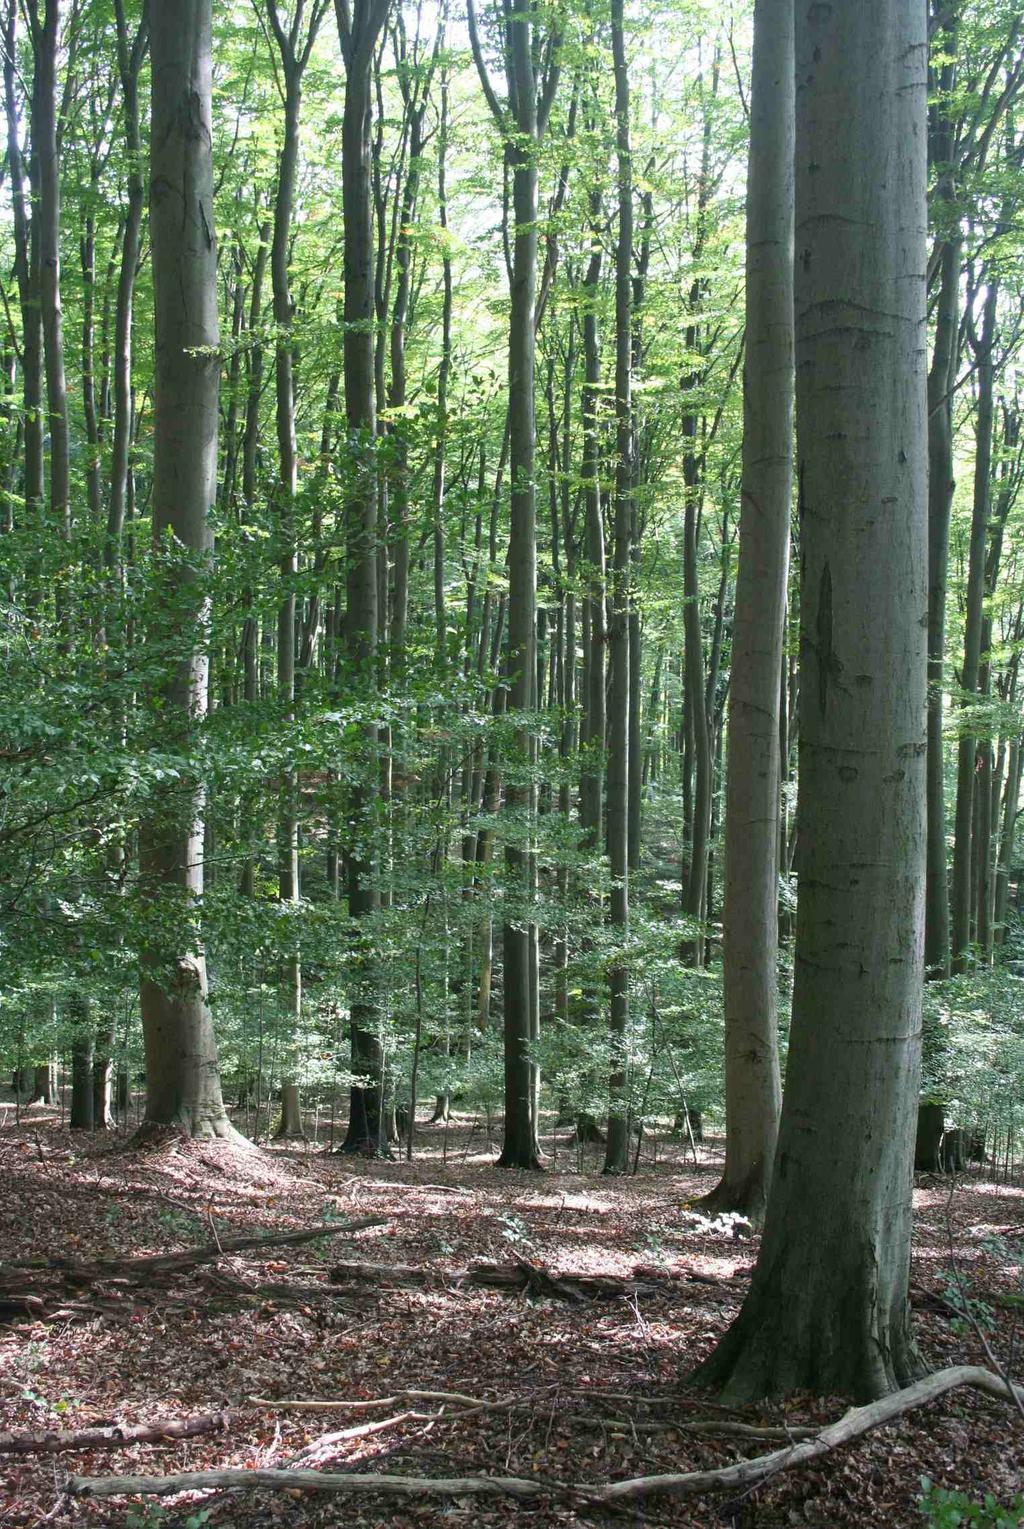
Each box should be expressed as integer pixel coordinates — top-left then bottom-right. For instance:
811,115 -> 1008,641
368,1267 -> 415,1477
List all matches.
80,213 -> 102,525
995,736 -> 1022,942
139,0 -> 238,1142
699,0 -> 928,1400
579,185 -> 605,850
264,4 -> 327,1138
951,283 -> 997,972
31,0 -> 70,546
3,0 -> 43,529
700,0 -> 792,1225
923,14 -> 958,979
336,0 -> 391,1155
69,997 -> 94,1132
468,0 -> 557,1170
604,0 -> 632,1176
106,0 -> 148,566
92,1017 -> 115,1129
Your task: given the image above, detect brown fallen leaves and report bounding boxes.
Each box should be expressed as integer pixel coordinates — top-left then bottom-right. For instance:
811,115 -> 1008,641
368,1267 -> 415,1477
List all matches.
0,1114 -> 1021,1529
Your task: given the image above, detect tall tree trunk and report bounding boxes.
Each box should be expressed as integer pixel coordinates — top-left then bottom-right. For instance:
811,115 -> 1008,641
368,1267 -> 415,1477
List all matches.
264,3 -> 328,1140
469,0 -> 558,1170
139,0 -> 237,1142
336,0 -> 391,1155
106,0 -> 148,566
995,736 -> 1022,942
700,0 -> 792,1225
604,0 -> 632,1176
699,0 -> 928,1400
579,183 -> 605,850
30,0 -> 70,547
951,282 -> 997,972
69,996 -> 94,1132
3,0 -> 43,529
923,12 -> 958,980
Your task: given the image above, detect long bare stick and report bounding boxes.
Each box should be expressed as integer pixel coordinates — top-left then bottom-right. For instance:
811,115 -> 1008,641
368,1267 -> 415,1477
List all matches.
68,1365 -> 1024,1505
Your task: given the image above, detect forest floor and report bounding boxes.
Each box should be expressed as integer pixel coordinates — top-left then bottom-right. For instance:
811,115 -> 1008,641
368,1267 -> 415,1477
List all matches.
1,1106 -> 1022,1529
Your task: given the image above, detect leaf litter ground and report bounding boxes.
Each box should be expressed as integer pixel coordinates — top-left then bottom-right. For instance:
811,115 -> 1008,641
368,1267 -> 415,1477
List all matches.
0,1107 -> 1021,1528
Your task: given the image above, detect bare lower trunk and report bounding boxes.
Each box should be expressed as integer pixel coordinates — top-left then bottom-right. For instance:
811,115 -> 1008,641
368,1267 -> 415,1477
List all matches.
92,1018 -> 115,1129
951,284 -> 997,971
336,1 -> 391,1154
468,0 -> 554,1172
603,0 -> 632,1177
275,1082 -> 305,1140
699,0 -> 928,1400
138,0 -> 236,1144
701,0 -> 791,1225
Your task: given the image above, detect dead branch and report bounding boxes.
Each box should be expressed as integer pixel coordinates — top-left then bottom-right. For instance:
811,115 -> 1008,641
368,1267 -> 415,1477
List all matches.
327,1254 -> 693,1303
0,1412 -> 234,1457
54,1217 -> 386,1282
249,1388 -> 513,1413
68,1365 -> 1024,1506
68,1466 -> 545,1501
0,1220 -> 385,1326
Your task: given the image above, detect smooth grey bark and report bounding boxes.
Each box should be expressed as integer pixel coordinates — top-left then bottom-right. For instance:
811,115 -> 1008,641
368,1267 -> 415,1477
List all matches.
106,0 -> 148,566
974,422 -> 1016,961
69,997 -> 94,1132
469,0 -> 559,1170
603,0 -> 632,1177
240,217 -> 270,710
139,0 -> 238,1141
80,198 -> 101,526
3,0 -> 43,527
389,21 -> 442,668
578,182 -> 605,851
699,0 -> 928,1401
92,1017 -> 116,1128
679,57 -> 718,965
29,0 -> 70,544
264,0 -> 328,1141
31,1060 -> 56,1104
923,11 -> 958,980
995,735 -> 1022,941
700,0 -> 792,1225
951,282 -> 997,972
336,0 -> 391,1155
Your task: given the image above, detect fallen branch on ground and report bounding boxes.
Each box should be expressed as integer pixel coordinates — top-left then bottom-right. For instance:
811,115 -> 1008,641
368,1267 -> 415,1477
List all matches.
0,1220 -> 384,1325
67,1365 -> 1024,1506
327,1254 -> 722,1304
249,1388 -> 514,1414
50,1219 -> 386,1282
0,1412 -> 235,1457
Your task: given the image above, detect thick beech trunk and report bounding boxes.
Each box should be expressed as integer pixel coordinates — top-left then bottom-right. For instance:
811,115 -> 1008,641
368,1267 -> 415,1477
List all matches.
699,0 -> 928,1400
138,0 -> 236,1142
701,0 -> 792,1225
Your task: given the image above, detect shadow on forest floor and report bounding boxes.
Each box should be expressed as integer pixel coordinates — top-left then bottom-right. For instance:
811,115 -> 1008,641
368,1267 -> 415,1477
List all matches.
0,1108 -> 1022,1528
